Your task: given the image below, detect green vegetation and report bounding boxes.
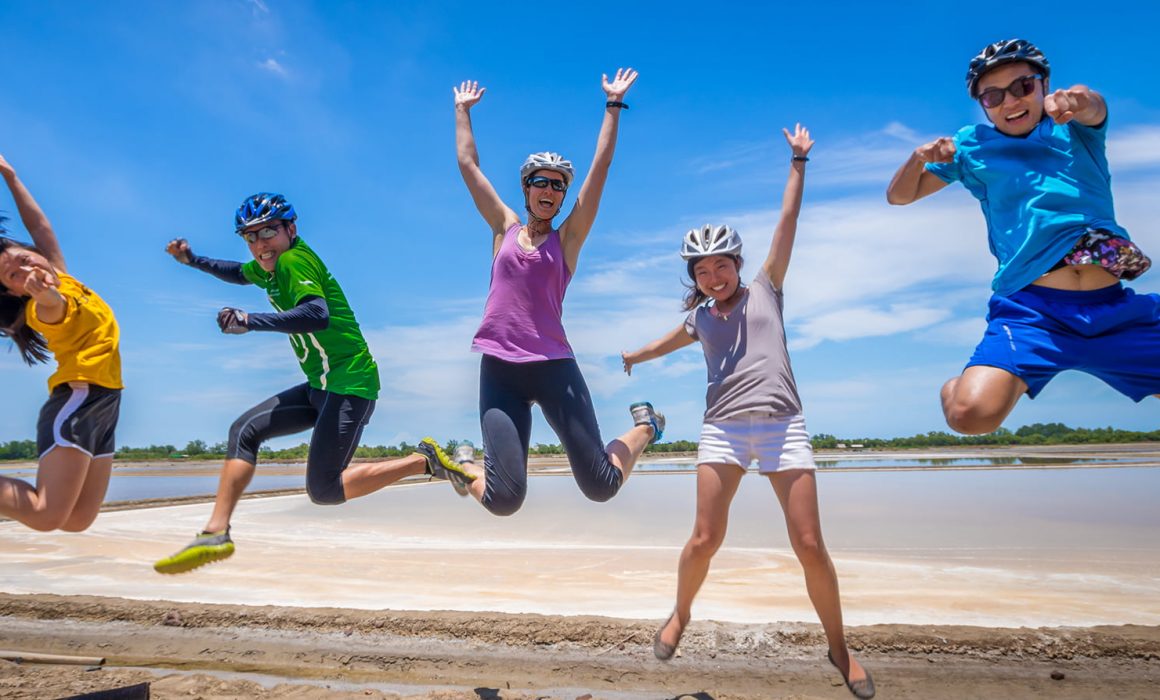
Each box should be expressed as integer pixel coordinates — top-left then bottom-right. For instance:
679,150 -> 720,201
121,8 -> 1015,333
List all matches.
1,424 -> 1154,463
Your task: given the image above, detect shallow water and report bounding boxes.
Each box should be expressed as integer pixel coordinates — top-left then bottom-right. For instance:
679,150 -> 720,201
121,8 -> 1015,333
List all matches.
1,463 -> 1157,628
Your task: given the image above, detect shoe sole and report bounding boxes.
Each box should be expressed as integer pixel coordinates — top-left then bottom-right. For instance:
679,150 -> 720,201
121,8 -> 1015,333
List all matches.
153,544 -> 236,575
422,438 -> 475,496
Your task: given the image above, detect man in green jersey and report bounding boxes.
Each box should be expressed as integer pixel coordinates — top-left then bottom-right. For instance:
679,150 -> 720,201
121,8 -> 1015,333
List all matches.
153,193 -> 473,574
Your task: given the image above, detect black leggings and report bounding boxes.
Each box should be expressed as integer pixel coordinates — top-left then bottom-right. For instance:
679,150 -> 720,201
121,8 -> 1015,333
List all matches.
228,383 -> 375,505
479,354 -> 622,516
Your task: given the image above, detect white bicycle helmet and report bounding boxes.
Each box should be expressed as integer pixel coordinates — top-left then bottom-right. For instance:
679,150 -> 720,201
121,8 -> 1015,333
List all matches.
680,224 -> 743,260
520,152 -> 574,187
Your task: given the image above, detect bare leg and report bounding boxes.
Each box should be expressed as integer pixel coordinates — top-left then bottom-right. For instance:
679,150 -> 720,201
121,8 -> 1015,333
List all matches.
203,458 -> 257,533
0,446 -> 92,531
941,365 -> 1027,435
657,463 -> 744,650
340,454 -> 427,500
607,424 -> 654,482
769,469 -> 867,685
60,455 -> 113,532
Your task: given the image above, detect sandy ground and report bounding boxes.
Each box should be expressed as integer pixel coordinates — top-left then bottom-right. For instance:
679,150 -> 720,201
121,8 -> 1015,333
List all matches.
1,593 -> 1159,699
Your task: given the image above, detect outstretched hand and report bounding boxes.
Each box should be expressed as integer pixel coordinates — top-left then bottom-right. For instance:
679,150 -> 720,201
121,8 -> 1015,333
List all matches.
621,351 -> 636,376
602,68 -> 638,100
914,137 -> 955,164
165,238 -> 194,265
454,80 -> 486,110
1044,87 -> 1093,125
782,123 -> 814,157
23,266 -> 59,299
0,153 -> 14,179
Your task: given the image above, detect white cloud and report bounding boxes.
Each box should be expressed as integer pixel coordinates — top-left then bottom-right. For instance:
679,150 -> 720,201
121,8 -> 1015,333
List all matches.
1107,125 -> 1160,171
258,58 -> 288,78
246,0 -> 270,15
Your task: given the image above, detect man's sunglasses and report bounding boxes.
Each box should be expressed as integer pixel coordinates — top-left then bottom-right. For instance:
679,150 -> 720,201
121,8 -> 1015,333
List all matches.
977,75 -> 1041,109
525,175 -> 567,193
239,224 -> 284,244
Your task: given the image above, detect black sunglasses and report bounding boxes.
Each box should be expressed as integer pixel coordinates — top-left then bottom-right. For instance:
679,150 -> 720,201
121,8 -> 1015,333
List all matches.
977,75 -> 1041,109
239,223 -> 284,244
525,175 -> 567,193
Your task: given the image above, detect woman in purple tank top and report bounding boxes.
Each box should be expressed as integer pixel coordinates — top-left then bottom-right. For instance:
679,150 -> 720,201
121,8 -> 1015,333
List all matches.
449,69 -> 664,516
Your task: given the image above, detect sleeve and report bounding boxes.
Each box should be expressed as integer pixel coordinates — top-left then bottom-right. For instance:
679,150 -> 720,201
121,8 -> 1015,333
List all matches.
274,249 -> 328,306
246,296 -> 330,334
188,255 -> 249,285
1069,112 -> 1109,152
923,128 -> 970,184
683,309 -> 699,340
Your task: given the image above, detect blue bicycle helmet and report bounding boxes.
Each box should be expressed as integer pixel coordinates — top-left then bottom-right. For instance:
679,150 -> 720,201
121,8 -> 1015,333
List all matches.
235,193 -> 297,233
966,38 -> 1050,97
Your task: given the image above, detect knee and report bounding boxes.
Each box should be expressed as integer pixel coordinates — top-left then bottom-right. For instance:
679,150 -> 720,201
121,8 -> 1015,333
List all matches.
24,509 -> 70,532
943,399 -> 1004,435
227,418 -> 258,459
59,509 -> 100,533
306,479 -> 346,506
482,486 -> 526,517
790,530 -> 828,567
576,476 -> 620,504
688,524 -> 727,559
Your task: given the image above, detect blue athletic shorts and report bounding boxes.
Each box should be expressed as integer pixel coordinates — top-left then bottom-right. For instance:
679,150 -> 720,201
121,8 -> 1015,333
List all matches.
966,283 -> 1160,401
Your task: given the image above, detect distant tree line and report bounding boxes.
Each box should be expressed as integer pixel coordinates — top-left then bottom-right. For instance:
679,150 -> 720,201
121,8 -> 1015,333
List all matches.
1,423 -> 1155,462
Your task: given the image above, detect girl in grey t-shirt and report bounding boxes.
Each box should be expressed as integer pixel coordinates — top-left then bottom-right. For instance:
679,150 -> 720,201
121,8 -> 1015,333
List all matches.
622,126 -> 873,699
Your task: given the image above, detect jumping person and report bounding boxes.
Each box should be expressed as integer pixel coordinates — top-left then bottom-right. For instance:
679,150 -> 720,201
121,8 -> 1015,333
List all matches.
0,153 -> 123,533
886,38 -> 1159,433
153,193 -> 470,574
623,126 -> 874,699
451,69 -> 664,515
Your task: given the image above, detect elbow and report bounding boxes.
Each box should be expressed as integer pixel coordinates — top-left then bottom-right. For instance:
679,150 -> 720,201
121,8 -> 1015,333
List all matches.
885,189 -> 911,206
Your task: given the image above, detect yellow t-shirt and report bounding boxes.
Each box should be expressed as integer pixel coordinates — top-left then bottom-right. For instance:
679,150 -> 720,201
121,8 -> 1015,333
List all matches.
26,272 -> 122,391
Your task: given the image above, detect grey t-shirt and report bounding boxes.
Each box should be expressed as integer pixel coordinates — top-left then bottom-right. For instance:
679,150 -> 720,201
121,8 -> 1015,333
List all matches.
684,273 -> 803,422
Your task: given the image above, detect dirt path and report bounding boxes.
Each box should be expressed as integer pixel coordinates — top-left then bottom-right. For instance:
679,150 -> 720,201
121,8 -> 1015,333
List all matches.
1,593 -> 1157,699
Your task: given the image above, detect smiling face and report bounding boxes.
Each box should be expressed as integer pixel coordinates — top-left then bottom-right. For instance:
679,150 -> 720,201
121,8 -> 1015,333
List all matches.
692,254 -> 741,303
241,220 -> 296,273
523,169 -> 567,220
0,243 -> 54,297
976,62 -> 1047,136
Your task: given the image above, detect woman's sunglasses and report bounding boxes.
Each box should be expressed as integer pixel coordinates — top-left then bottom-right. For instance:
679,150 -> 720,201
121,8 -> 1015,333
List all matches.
239,224 -> 284,244
525,175 -> 567,193
977,75 -> 1041,109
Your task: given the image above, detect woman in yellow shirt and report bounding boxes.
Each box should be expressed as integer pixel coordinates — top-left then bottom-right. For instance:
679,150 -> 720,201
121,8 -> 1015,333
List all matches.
0,153 -> 123,532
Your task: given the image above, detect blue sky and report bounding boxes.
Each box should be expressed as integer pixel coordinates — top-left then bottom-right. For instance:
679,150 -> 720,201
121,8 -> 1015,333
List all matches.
1,1 -> 1158,449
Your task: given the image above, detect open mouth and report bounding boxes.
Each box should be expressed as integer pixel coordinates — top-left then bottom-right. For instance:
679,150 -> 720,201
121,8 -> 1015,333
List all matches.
1005,109 -> 1029,122
711,283 -> 728,292
259,251 -> 277,262
538,197 -> 555,207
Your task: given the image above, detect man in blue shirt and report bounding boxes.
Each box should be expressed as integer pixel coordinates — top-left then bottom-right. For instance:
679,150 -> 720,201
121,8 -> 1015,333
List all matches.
886,38 -> 1158,434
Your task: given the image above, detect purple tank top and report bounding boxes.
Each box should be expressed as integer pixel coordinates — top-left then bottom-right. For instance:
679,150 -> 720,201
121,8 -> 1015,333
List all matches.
471,223 -> 574,362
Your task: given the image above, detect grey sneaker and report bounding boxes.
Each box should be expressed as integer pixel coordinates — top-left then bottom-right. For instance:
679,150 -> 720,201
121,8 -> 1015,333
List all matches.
630,402 -> 665,444
453,442 -> 476,465
416,437 -> 474,497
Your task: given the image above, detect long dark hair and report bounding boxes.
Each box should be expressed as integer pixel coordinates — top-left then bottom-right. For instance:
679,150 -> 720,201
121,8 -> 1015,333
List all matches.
0,232 -> 52,365
681,254 -> 743,311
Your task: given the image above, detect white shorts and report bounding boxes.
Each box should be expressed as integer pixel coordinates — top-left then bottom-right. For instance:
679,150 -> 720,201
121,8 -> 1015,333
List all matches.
697,412 -> 816,473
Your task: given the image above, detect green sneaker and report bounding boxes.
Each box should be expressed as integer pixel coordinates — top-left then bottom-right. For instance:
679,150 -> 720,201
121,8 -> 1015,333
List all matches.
153,528 -> 235,575
415,437 -> 474,497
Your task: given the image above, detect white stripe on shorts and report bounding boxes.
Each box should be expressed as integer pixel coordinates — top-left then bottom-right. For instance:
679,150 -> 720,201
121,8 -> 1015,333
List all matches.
697,412 -> 816,473
42,382 -> 94,459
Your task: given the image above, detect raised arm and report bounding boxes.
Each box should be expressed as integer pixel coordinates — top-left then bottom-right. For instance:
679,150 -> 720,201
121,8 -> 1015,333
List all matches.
885,137 -> 954,205
165,238 -> 249,285
0,154 -> 66,273
454,81 -> 519,245
1044,85 -> 1107,127
559,68 -> 638,267
761,124 -> 814,289
622,323 -> 696,376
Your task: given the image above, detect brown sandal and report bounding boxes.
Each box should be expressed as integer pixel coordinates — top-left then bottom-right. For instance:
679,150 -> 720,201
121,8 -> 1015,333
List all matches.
828,650 -> 875,699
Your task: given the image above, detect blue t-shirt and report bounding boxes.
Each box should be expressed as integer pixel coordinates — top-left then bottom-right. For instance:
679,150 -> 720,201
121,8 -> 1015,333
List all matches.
926,116 -> 1128,296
